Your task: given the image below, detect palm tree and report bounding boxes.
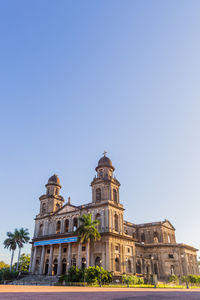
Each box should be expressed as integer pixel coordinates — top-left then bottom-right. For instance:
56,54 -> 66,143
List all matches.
15,228 -> 30,271
75,213 -> 101,267
3,232 -> 17,271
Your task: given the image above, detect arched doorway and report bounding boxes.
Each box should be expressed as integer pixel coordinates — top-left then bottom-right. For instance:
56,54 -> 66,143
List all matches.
127,259 -> 132,273
170,265 -> 175,275
154,263 -> 158,275
136,260 -> 141,274
45,259 -> 49,275
53,259 -> 58,275
115,257 -> 120,272
71,257 -> 76,267
82,257 -> 86,269
62,258 -> 66,275
95,256 -> 101,267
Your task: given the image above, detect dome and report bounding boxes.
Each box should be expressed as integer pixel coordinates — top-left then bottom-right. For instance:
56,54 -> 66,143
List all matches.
47,174 -> 61,186
96,155 -> 115,171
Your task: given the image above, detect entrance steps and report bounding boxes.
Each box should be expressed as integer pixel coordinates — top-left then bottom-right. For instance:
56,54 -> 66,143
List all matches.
11,274 -> 59,286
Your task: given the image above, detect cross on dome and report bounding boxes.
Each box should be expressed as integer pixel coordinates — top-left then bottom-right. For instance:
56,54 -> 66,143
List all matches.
103,151 -> 107,156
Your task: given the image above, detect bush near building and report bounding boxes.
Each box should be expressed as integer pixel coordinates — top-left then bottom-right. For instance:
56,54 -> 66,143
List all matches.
181,275 -> 200,284
168,275 -> 179,284
0,268 -> 18,282
59,266 -> 112,284
122,274 -> 144,285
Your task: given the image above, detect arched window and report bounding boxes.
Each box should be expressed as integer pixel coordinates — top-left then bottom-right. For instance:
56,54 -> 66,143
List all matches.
42,203 -> 46,214
95,256 -> 101,267
153,232 -> 159,243
96,188 -> 101,202
56,203 -> 60,210
141,233 -> 145,243
115,257 -> 120,272
136,260 -> 141,274
53,259 -> 58,275
73,218 -> 78,231
95,213 -> 101,231
113,189 -> 117,202
65,219 -> 69,232
82,257 -> 86,269
132,232 -> 135,239
127,259 -> 132,273
56,221 -> 61,234
154,263 -> 158,275
39,224 -> 43,236
114,214 -> 119,232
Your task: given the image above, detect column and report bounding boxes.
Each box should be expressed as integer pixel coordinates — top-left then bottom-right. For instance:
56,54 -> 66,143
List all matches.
67,243 -> 72,270
86,242 -> 90,267
48,245 -> 53,275
102,242 -> 106,269
120,244 -> 125,273
32,246 -> 37,274
57,244 -> 62,275
39,246 -> 45,275
105,209 -> 108,231
108,209 -> 111,231
101,209 -> 104,231
77,243 -> 82,268
29,248 -> 33,273
106,242 -> 110,271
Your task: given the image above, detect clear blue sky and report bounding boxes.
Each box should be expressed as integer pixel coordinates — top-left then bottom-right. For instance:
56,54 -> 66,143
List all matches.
1,0 -> 200,264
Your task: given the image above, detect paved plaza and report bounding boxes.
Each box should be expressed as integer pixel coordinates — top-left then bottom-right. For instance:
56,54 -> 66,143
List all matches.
0,286 -> 200,300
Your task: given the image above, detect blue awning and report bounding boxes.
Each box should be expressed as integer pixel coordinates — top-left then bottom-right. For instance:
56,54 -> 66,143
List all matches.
34,236 -> 78,246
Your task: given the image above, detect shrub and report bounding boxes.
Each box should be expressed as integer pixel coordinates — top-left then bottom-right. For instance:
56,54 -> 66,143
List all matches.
122,274 -> 144,285
0,268 -> 18,281
59,266 -> 112,284
168,275 -> 179,284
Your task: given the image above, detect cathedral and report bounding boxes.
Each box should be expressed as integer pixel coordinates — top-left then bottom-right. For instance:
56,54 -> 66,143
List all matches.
30,154 -> 198,280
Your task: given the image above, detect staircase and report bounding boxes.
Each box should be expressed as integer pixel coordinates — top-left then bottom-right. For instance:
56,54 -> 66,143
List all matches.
11,274 -> 59,286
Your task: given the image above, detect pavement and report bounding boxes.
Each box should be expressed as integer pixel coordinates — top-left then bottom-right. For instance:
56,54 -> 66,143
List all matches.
0,285 -> 200,299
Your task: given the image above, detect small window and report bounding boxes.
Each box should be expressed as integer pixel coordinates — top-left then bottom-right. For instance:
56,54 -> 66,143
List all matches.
127,248 -> 130,253
47,249 -> 50,254
82,246 -> 86,251
113,189 -> 117,202
63,248 -> 67,253
141,233 -> 145,243
114,214 -> 119,232
168,254 -> 174,259
96,188 -> 101,202
115,246 -> 119,251
73,218 -> 78,231
56,221 -> 61,234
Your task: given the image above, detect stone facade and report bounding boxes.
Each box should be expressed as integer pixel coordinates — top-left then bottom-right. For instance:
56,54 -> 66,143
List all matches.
30,155 -> 198,279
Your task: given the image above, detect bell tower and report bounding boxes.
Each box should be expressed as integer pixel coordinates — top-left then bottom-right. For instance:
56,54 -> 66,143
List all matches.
39,174 -> 64,215
91,153 -> 120,204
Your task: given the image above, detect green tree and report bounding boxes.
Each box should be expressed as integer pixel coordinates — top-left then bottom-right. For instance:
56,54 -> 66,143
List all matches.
3,232 -> 17,271
0,261 -> 9,269
14,228 -> 30,271
14,253 -> 30,272
75,213 -> 101,266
